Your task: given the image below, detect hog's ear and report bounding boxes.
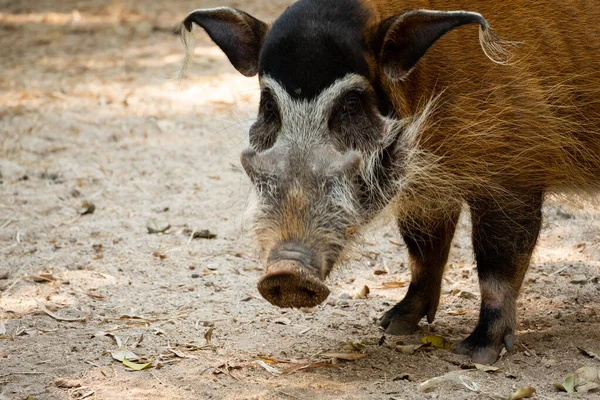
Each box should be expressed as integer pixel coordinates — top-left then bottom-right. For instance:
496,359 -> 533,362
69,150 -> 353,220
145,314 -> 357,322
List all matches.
376,10 -> 491,81
181,7 -> 269,77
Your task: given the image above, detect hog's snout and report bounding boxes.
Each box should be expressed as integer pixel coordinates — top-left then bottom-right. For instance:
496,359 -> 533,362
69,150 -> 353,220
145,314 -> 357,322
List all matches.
258,243 -> 329,308
257,261 -> 330,308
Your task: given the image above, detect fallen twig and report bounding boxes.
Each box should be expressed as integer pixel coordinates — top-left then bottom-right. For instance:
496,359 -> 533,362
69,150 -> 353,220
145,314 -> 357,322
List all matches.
38,304 -> 88,322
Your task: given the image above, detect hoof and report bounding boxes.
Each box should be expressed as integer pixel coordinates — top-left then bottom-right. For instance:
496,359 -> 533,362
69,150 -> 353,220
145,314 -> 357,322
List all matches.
454,333 -> 514,365
455,341 -> 502,365
380,309 -> 421,335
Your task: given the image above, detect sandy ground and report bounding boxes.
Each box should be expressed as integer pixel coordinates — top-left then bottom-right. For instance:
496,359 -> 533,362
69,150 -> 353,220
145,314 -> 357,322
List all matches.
1,1 -> 599,399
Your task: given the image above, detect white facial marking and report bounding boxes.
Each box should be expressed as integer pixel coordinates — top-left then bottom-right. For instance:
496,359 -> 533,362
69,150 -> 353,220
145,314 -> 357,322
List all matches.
259,74 -> 371,146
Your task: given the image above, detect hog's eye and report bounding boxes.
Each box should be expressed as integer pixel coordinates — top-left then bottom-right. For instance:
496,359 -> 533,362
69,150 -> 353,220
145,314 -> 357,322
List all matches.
341,92 -> 362,119
264,99 -> 276,112
260,90 -> 278,118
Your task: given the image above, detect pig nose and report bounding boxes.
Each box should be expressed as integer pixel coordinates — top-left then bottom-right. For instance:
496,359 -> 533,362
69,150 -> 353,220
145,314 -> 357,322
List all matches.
257,260 -> 330,308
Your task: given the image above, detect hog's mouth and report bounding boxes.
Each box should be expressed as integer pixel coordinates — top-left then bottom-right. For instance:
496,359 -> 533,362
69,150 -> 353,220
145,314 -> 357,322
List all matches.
257,243 -> 330,308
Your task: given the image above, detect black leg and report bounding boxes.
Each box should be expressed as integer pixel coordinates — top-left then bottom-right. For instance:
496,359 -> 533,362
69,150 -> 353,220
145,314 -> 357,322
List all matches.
380,208 -> 460,334
456,192 -> 543,364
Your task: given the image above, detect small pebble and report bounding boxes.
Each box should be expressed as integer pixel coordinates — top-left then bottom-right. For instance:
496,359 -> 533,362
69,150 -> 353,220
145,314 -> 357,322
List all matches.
571,275 -> 588,284
338,291 -> 352,300
191,274 -> 200,279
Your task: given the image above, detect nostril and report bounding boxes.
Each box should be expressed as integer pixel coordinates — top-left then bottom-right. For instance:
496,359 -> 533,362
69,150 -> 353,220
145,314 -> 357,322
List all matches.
271,285 -> 282,299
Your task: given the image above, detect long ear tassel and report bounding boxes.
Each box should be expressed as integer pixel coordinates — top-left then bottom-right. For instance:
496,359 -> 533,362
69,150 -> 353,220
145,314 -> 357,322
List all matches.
478,23 -> 518,65
178,23 -> 196,81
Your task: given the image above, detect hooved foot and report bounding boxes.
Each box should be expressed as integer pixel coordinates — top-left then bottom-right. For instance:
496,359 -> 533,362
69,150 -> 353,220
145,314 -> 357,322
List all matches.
454,331 -> 515,365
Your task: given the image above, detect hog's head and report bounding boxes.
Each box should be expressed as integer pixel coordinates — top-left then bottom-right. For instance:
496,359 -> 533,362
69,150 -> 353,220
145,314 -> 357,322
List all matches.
181,1 -> 501,307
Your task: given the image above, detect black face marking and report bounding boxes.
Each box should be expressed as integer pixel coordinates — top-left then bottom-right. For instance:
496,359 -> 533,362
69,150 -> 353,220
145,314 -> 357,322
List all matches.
259,0 -> 371,100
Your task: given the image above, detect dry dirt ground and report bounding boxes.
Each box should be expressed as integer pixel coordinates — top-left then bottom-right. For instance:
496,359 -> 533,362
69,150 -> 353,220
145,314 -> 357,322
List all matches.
1,1 -> 599,399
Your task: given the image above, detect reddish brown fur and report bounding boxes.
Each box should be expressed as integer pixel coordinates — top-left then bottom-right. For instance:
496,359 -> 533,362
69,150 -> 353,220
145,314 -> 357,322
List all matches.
366,0 -> 600,199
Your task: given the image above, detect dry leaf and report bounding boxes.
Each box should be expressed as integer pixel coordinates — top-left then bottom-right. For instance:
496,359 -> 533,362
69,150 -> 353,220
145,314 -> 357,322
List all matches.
341,341 -> 366,352
54,378 -> 81,388
577,347 -> 600,362
79,201 -> 95,215
38,304 -> 87,322
554,375 -> 575,393
373,269 -> 387,275
0,320 -> 6,335
448,309 -> 468,316
111,349 -> 139,362
204,327 -> 214,344
574,367 -> 600,393
123,357 -> 153,371
320,352 -> 368,361
111,334 -> 122,348
353,285 -> 370,299
381,281 -> 407,289
184,228 -> 217,239
457,290 -> 478,300
419,371 -> 480,393
257,360 -> 281,375
422,335 -> 451,350
273,317 -> 292,325
508,386 -> 536,399
473,363 -> 500,373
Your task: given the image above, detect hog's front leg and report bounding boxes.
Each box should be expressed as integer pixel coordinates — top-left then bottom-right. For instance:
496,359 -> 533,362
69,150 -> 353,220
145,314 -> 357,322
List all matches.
456,193 -> 543,364
380,209 -> 460,334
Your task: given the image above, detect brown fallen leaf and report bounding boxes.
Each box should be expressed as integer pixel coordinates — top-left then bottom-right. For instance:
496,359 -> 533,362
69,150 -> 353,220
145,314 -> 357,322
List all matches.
54,378 -> 81,388
185,229 -> 217,239
168,348 -> 199,359
79,201 -> 95,215
472,363 -> 500,373
448,309 -> 468,316
508,386 -> 536,399
320,352 -> 368,361
381,281 -> 407,289
341,341 -> 366,352
204,327 -> 214,344
38,304 -> 87,322
457,290 -> 478,300
577,347 -> 600,362
373,269 -> 388,275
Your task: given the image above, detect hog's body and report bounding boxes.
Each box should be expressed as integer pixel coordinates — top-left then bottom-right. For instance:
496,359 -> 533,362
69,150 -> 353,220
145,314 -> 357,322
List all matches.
182,0 -> 600,364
